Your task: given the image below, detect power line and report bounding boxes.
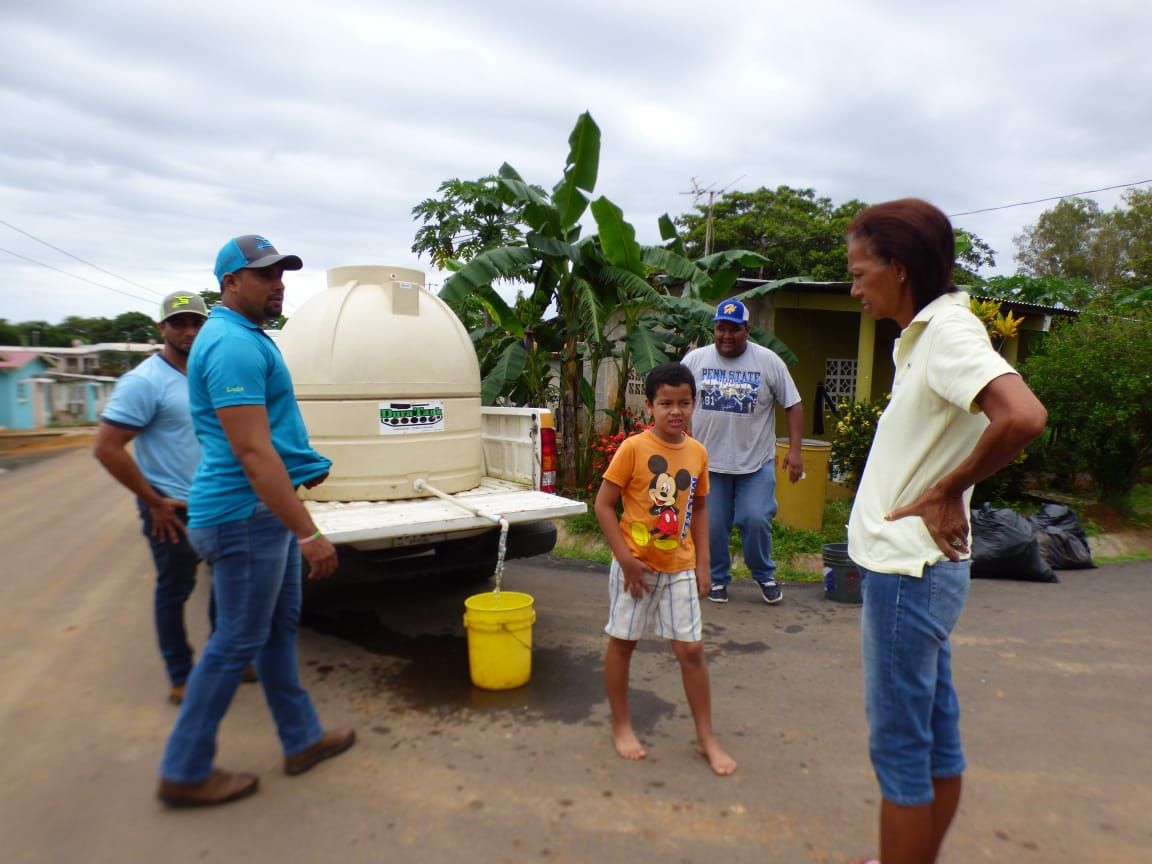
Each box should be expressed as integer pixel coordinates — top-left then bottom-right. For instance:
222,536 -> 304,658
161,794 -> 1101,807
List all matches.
0,217 -> 165,299
0,246 -> 157,306
949,180 -> 1152,217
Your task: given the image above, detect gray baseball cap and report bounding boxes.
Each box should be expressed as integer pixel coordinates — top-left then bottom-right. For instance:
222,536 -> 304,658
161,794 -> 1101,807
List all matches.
214,235 -> 303,284
159,291 -> 209,322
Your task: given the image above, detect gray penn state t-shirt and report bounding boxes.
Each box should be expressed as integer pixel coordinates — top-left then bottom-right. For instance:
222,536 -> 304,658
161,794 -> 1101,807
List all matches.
682,342 -> 801,474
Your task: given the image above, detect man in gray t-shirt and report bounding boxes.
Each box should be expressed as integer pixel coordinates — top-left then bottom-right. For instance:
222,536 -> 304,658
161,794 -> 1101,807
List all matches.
682,299 -> 804,605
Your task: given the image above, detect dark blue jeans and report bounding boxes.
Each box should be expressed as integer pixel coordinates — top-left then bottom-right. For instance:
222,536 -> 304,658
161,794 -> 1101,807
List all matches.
138,496 -> 210,687
706,461 -> 779,587
160,503 -> 322,783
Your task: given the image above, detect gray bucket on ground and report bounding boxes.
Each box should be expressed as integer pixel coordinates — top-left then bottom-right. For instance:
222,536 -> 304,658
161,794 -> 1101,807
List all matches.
823,542 -> 862,604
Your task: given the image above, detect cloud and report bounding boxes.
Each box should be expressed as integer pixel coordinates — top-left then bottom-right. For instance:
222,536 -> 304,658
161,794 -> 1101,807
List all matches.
2,0 -> 1150,324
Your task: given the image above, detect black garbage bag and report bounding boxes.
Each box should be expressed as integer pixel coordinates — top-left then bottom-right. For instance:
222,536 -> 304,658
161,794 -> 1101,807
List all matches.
1028,503 -> 1096,570
970,504 -> 1058,582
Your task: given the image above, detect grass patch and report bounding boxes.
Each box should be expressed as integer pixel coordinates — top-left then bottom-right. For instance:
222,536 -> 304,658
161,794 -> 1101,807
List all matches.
1095,551 -> 1152,565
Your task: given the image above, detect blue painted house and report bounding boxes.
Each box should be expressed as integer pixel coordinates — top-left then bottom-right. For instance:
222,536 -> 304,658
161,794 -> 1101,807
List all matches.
0,348 -> 121,430
0,350 -> 55,430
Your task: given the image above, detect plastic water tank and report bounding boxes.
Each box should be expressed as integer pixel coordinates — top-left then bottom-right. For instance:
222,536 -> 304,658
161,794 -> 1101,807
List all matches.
278,265 -> 482,502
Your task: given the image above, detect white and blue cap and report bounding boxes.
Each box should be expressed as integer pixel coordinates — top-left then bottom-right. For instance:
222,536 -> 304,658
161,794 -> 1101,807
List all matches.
214,235 -> 303,285
713,298 -> 749,324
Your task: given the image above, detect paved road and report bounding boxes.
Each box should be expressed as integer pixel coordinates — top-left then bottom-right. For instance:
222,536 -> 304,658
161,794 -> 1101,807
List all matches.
1,447 -> 1149,863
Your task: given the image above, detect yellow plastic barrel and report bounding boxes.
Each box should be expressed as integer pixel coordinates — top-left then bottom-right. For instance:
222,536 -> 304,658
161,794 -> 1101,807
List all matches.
774,438 -> 832,532
462,591 -> 536,690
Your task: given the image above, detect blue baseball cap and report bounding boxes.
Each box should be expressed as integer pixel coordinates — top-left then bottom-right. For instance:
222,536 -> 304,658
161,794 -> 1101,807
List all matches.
713,299 -> 749,324
214,235 -> 303,285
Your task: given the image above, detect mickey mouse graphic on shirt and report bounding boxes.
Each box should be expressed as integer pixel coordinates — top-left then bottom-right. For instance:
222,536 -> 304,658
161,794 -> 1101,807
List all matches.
637,454 -> 692,551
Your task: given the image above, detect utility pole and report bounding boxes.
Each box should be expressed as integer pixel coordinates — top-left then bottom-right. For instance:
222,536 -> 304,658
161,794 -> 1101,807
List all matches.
680,175 -> 745,257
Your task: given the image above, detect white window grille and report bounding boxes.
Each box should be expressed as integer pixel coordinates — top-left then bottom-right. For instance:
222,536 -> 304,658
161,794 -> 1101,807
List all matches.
824,358 -> 858,407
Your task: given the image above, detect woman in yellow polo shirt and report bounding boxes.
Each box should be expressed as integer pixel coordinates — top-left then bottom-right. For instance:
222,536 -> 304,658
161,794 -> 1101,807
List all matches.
844,199 -> 1047,864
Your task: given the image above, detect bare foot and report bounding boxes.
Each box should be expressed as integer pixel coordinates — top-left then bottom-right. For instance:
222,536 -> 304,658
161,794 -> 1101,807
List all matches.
612,726 -> 647,761
695,739 -> 737,776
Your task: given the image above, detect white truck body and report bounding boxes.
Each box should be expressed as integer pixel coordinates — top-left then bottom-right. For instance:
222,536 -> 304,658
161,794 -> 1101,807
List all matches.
304,407 -> 585,581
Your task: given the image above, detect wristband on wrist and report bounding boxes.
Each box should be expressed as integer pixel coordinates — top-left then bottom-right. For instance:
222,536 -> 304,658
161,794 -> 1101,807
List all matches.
297,529 -> 323,545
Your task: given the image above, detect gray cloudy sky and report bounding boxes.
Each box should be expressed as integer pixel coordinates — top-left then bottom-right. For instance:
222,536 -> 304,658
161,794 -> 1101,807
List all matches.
2,0 -> 1149,325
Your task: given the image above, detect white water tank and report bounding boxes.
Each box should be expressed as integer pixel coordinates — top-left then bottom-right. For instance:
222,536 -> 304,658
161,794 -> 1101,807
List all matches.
278,265 -> 482,502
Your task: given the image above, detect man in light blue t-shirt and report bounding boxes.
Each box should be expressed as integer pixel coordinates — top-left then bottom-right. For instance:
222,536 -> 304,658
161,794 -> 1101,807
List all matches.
95,292 -> 209,705
682,299 -> 805,606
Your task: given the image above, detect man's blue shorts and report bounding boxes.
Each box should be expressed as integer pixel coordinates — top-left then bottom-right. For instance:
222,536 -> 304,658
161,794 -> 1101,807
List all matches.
860,560 -> 970,806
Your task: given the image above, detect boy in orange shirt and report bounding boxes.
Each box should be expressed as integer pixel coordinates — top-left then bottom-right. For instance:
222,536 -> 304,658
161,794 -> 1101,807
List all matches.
594,362 -> 736,776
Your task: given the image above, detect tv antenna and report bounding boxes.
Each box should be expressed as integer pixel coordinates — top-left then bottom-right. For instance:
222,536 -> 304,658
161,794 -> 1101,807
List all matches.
681,175 -> 745,256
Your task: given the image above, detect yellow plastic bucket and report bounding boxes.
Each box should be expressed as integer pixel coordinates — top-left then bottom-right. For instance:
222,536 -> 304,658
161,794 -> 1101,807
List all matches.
462,591 -> 536,690
775,438 -> 832,532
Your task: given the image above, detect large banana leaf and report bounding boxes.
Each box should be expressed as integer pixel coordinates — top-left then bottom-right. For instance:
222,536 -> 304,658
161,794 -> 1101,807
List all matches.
551,112 -> 601,229
625,325 -> 671,377
527,232 -> 579,261
641,246 -> 712,293
439,247 -> 536,303
657,213 -> 687,257
695,249 -> 776,271
578,376 -> 597,413
481,341 -> 529,406
598,264 -> 660,306
591,196 -> 644,276
497,164 -> 559,235
439,248 -> 535,336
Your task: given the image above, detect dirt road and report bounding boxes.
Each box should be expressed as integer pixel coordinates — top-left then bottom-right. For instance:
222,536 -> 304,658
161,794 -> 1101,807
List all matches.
1,448 -> 1149,863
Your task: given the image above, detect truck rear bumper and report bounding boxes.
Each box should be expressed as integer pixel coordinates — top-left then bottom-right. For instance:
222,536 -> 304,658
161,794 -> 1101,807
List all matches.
306,479 -> 585,552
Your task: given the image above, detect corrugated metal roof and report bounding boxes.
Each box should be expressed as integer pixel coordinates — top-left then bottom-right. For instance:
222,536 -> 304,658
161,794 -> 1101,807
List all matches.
734,279 -> 1080,317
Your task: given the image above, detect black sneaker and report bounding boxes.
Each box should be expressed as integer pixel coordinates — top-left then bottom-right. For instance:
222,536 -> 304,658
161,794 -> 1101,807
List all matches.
707,585 -> 729,603
759,580 -> 783,604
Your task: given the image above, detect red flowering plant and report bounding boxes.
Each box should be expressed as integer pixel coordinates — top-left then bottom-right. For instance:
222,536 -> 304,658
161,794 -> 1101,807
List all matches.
586,407 -> 652,494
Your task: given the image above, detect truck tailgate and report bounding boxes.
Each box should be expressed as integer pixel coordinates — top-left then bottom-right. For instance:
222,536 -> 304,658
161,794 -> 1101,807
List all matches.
305,478 -> 586,547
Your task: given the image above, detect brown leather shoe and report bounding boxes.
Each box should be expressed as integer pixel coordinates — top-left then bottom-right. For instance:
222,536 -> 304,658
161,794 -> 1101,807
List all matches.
168,684 -> 186,705
242,664 -> 258,683
157,768 -> 259,807
284,726 -> 356,776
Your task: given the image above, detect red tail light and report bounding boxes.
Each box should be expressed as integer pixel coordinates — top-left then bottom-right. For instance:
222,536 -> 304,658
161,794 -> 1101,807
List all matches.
540,426 -> 558,493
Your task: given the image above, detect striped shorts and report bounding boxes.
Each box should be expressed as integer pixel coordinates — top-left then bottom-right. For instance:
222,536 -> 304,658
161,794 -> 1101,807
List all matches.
604,558 -> 703,642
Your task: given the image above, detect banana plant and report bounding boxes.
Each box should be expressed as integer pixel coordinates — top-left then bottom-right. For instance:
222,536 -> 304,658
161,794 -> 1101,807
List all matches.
437,111 -> 800,488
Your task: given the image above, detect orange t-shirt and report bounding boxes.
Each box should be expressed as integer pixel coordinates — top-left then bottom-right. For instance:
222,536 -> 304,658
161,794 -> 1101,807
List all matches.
602,430 -> 710,573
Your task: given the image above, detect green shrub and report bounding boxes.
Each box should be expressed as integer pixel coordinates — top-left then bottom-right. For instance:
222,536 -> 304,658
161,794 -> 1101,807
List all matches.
829,395 -> 890,487
1021,311 -> 1152,501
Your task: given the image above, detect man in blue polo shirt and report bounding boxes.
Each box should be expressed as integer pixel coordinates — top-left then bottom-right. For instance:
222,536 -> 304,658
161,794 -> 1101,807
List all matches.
157,235 -> 353,808
96,292 -> 209,705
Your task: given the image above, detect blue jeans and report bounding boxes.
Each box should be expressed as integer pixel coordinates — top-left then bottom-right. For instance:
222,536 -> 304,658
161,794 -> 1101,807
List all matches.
706,461 -> 778,587
138,497 -> 208,687
860,561 -> 970,806
159,503 -> 323,783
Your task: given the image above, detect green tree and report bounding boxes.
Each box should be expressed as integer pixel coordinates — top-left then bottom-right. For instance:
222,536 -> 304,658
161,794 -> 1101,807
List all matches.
0,318 -> 25,344
110,311 -> 159,343
1021,311 -> 1152,501
953,230 -> 997,283
1013,197 -> 1126,288
977,274 -> 1095,308
411,177 -> 537,269
1111,187 -> 1152,307
675,186 -> 868,281
15,321 -> 68,347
